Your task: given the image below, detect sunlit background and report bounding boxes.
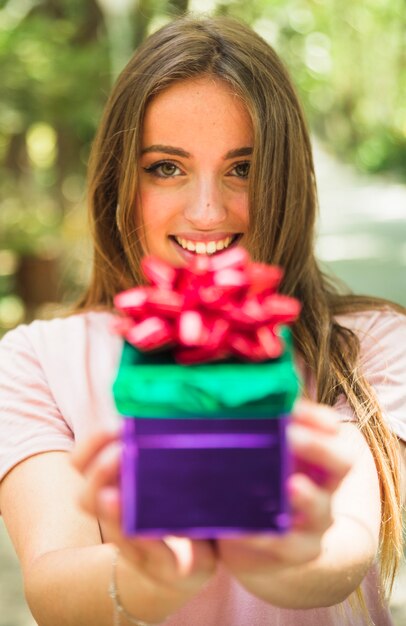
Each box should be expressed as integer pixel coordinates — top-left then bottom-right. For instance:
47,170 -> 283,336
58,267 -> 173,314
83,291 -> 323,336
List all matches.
0,0 -> 405,338
0,0 -> 405,624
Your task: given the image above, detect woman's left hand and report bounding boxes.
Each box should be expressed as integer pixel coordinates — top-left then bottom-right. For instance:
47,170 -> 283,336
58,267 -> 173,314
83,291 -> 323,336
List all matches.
216,399 -> 353,574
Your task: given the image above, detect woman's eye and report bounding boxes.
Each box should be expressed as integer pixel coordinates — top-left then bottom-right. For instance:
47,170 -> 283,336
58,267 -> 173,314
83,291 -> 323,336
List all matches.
230,161 -> 250,179
144,161 -> 182,178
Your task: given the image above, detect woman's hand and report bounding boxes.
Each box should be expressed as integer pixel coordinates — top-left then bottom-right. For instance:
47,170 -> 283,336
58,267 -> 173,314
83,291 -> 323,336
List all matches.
70,400 -> 362,612
216,400 -> 353,592
70,430 -> 217,616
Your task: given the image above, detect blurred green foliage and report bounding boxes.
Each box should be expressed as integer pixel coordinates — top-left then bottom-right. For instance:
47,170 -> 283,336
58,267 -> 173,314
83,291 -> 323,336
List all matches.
0,0 -> 405,332
220,0 -> 406,178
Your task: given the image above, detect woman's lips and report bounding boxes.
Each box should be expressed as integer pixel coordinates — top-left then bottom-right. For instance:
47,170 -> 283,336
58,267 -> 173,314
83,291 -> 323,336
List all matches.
171,232 -> 241,243
170,233 -> 242,259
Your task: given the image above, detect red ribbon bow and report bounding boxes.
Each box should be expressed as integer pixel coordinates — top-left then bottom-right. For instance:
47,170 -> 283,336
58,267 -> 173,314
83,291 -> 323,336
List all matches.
113,247 -> 300,364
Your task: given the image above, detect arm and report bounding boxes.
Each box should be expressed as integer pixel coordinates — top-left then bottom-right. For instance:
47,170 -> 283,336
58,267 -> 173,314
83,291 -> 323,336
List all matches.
217,410 -> 380,609
0,448 -> 216,626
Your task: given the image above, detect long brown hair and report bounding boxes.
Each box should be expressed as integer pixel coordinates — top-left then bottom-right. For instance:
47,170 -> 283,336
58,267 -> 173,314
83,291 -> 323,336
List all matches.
79,15 -> 404,599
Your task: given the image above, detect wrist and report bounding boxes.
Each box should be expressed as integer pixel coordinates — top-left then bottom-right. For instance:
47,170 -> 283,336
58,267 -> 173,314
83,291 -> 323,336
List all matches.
111,548 -> 174,625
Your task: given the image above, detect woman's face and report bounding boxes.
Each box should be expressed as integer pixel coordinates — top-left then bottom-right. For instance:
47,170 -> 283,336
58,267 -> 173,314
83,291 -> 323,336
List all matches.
137,76 -> 252,266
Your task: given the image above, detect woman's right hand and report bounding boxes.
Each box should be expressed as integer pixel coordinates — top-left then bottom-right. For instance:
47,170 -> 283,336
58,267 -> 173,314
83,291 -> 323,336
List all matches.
70,430 -> 217,607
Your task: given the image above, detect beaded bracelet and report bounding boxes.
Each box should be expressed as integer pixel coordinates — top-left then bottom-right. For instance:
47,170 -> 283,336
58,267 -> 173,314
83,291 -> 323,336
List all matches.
109,548 -> 162,626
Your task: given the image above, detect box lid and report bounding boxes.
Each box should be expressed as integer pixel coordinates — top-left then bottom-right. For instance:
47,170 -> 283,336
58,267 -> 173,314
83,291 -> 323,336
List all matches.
113,326 -> 300,419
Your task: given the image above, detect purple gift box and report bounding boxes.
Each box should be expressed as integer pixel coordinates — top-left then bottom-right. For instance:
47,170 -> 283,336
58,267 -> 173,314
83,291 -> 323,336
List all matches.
113,327 -> 299,538
121,415 -> 292,537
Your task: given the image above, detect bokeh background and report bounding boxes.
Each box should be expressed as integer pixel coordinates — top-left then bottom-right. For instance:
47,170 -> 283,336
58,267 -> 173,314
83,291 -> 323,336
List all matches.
0,0 -> 405,624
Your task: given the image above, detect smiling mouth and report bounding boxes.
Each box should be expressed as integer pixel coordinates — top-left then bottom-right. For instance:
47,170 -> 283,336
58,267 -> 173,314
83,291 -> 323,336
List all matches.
170,234 -> 242,255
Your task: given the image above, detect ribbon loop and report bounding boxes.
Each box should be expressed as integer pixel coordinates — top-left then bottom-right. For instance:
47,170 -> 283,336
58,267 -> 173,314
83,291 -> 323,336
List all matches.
113,247 -> 300,364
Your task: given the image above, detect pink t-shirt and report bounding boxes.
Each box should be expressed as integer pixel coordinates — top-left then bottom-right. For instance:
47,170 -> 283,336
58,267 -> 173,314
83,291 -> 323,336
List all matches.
0,308 -> 405,625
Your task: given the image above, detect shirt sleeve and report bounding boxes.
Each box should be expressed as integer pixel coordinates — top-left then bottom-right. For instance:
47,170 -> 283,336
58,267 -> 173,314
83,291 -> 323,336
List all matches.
358,310 -> 406,442
334,309 -> 406,441
0,324 -> 74,485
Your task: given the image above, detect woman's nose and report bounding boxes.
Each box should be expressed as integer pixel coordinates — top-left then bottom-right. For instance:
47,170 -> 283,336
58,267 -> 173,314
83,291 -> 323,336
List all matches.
184,177 -> 226,228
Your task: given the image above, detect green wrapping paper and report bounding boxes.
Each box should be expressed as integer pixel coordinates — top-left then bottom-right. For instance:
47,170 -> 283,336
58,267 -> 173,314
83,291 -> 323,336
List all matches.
113,327 -> 300,419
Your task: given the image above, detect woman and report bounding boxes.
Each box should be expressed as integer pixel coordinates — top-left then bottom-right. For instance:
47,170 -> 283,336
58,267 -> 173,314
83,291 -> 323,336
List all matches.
0,15 -> 405,626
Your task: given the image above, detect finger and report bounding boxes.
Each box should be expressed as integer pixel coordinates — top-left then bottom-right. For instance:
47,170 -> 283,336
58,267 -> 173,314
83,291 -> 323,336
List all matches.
288,425 -> 352,492
108,537 -> 178,582
288,473 -> 333,532
262,531 -> 323,564
219,532 -> 322,567
96,486 -> 122,525
126,537 -> 175,566
292,399 -> 338,435
78,442 -> 121,516
71,429 -> 119,474
162,537 -> 217,578
164,536 -> 195,575
124,537 -> 193,585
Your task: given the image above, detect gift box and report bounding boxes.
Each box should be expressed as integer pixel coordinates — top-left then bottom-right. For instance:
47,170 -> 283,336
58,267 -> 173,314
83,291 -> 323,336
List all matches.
112,248 -> 301,537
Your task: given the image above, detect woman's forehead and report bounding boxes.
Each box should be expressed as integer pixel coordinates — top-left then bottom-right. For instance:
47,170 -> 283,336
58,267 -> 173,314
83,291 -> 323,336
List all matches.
141,77 -> 253,153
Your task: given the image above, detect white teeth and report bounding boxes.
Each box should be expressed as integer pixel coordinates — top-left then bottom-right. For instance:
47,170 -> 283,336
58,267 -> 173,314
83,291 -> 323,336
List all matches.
195,242 -> 206,254
173,235 -> 237,254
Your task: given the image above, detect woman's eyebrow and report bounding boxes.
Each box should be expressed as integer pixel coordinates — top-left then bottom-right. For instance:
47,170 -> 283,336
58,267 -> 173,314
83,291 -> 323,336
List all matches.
141,145 -> 253,159
224,147 -> 253,159
141,145 -> 190,157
